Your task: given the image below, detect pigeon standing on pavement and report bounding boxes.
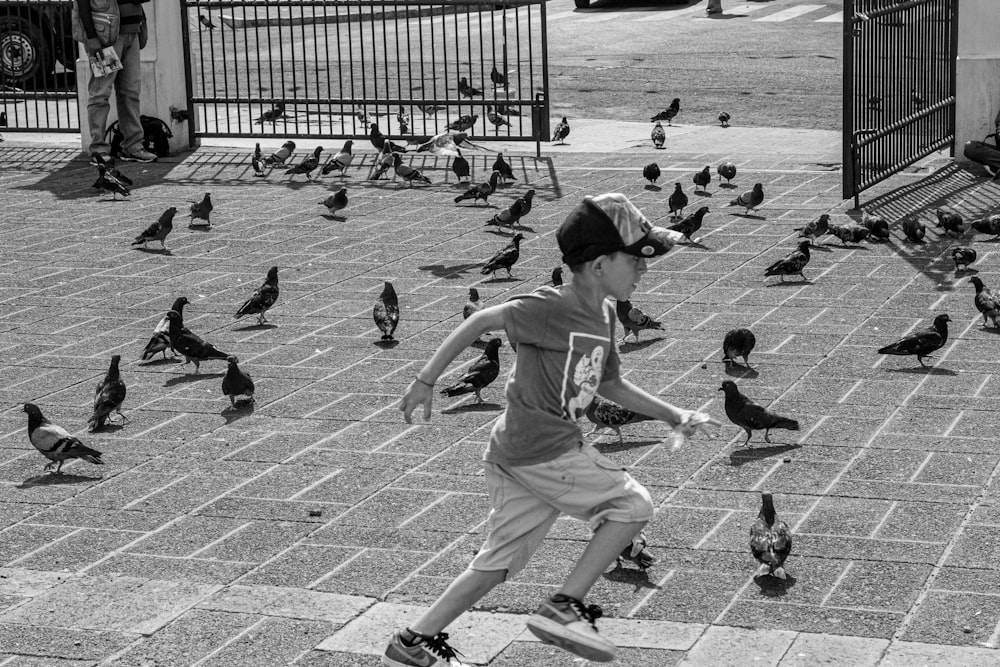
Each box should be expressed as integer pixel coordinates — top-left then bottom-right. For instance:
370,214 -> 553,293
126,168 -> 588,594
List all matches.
584,395 -> 655,444
265,140 -> 296,167
551,266 -> 564,287
374,281 -> 400,342
827,223 -> 870,245
935,208 -> 965,237
87,355 -> 128,431
320,187 -> 348,217
902,216 -> 926,243
970,277 -> 1000,328
132,207 -> 176,249
393,154 -> 432,185
189,193 -> 213,227
251,143 -> 265,177
396,105 -> 410,135
235,266 -> 279,325
797,214 -> 830,245
440,338 -> 503,403
643,162 -> 661,184
255,102 -> 286,124
651,121 -> 665,149
668,206 -> 709,243
455,171 -> 501,206
451,155 -> 471,183
861,210 -> 890,241
717,161 -> 737,184
490,64 -> 509,87
222,356 -> 255,407
142,296 -> 189,361
616,299 -> 662,343
322,140 -> 354,176
877,313 -> 951,367
94,164 -> 131,200
971,214 -> 1000,238
492,152 -> 516,184
764,241 -> 810,281
718,111 -> 731,128
951,246 -> 977,272
693,166 -> 711,193
458,76 -> 483,98
369,123 -> 407,154
668,183 -> 688,218
369,145 -> 397,181
729,183 -> 764,214
481,233 -> 524,279
650,98 -> 680,125
199,13 -> 215,29
23,403 -> 103,474
486,190 -> 534,231
750,492 -> 792,580
722,328 -> 756,368
552,117 -> 570,144
286,145 -> 324,180
447,114 -> 479,132
719,380 -> 800,446
464,287 -> 483,321
165,311 -> 231,372
487,105 -> 512,132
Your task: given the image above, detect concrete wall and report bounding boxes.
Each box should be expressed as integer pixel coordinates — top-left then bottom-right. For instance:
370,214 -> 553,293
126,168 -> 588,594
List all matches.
955,0 -> 1000,157
76,0 -> 193,154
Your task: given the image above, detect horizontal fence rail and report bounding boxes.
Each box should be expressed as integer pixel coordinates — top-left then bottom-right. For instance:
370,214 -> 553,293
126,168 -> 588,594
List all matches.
843,0 -> 958,203
0,0 -> 80,131
182,0 -> 549,143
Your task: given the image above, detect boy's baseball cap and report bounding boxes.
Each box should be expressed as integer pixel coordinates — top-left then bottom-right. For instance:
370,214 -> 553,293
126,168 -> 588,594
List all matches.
557,193 -> 684,266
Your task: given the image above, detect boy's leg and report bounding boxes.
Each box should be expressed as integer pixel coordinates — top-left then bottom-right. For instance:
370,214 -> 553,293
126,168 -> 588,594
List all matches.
559,519 -> 647,600
408,568 -> 507,637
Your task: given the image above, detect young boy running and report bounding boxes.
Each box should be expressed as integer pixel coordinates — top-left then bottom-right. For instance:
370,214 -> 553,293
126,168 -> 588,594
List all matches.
385,193 -> 718,666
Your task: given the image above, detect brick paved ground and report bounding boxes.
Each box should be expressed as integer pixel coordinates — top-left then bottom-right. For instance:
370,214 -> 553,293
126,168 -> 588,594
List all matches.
1,126 -> 999,666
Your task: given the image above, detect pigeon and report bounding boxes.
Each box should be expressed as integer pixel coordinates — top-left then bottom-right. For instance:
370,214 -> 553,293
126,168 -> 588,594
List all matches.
551,266 -> 564,287
717,161 -> 737,184
93,164 -> 131,200
417,130 -> 481,156
91,153 -> 132,189
463,287 -> 483,321
416,103 -> 446,116
132,207 -> 176,249
486,190 -> 534,231
552,116 -> 570,144
355,109 -> 373,131
490,63 -> 509,87
481,233 -> 523,278
321,140 -> 354,176
584,395 -> 655,444
877,313 -> 951,367
320,187 -> 348,217
719,380 -> 800,446
142,296 -> 189,361
861,210 -> 890,241
668,183 -> 688,218
455,170 -> 501,206
495,103 -> 521,116
396,105 -> 410,134
487,105 -> 512,131
651,121 -> 665,148
650,98 -> 680,125
188,193 -> 213,227
615,299 -> 662,343
251,143 -> 265,177
369,145 -> 397,181
165,311 -> 231,372
827,223 -> 870,245
255,102 -> 286,124
222,356 -> 255,407
374,281 -> 399,342
447,114 -> 479,132
971,214 -> 1000,238
265,140 -> 295,167
643,162 -> 661,184
393,154 -> 432,185
750,492 -> 793,579
693,166 -> 711,193
935,208 -> 965,236
492,152 -> 516,184
286,145 -> 324,180
764,241 -> 810,281
902,215 -> 926,243
440,338 -> 502,403
970,277 -> 1000,328
722,328 -> 756,368
234,266 -> 279,325
87,355 -> 128,431
458,76 -> 482,98
369,123 -> 407,154
451,155 -> 471,182
23,403 -> 104,474
729,183 -> 764,214
718,111 -> 731,128
951,246 -> 977,272
612,530 -> 657,571
797,213 -> 830,245
199,13 -> 215,29
668,206 -> 709,243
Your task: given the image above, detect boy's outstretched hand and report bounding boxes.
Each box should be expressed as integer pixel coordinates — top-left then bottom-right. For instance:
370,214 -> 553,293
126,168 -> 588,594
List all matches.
400,379 -> 434,423
671,410 -> 720,450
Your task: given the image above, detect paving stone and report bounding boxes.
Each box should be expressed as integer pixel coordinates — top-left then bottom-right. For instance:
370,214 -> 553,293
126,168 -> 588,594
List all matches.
88,553 -> 255,585
104,609 -> 256,666
777,633 -> 889,667
678,625 -> 796,667
238,545 -> 358,588
197,617 -> 331,667
720,602 -> 902,639
901,591 -> 1000,646
196,585 -> 373,624
12,529 -> 138,573
880,641 -> 1000,667
0,625 -> 135,661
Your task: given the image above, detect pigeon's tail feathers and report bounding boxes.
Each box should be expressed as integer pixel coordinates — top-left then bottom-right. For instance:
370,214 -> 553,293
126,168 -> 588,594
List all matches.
772,417 -> 800,431
440,382 -> 474,397
72,443 -> 104,465
878,342 -> 906,356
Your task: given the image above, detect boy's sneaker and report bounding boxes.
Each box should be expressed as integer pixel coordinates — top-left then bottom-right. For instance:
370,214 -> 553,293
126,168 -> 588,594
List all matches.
120,146 -> 157,163
382,629 -> 468,667
526,594 -> 617,662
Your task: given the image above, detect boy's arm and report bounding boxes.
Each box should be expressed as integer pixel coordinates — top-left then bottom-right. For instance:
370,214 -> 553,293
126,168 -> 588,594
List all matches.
399,304 -> 508,423
597,376 -> 719,432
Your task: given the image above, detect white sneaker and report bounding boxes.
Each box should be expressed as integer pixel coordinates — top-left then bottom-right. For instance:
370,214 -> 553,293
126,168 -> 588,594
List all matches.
121,146 -> 158,163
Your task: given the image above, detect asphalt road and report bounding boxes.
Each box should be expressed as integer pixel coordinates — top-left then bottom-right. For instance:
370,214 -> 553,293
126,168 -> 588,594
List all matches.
545,0 -> 843,131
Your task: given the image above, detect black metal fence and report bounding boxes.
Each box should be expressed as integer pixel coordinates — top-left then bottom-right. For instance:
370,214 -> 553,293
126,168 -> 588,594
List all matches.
843,0 -> 959,204
0,0 -> 80,131
181,0 -> 549,144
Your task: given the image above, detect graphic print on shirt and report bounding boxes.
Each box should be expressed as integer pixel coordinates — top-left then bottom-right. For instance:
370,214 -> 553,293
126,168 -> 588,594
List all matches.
563,332 -> 607,420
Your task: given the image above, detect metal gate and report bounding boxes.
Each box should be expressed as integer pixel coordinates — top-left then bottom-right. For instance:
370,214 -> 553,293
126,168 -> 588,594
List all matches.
181,0 -> 549,145
843,0 -> 959,205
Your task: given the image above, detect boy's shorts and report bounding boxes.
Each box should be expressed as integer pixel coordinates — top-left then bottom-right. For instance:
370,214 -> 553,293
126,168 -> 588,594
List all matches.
469,442 -> 654,576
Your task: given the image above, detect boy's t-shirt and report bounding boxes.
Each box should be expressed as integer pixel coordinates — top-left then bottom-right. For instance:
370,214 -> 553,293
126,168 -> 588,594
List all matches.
484,286 -> 621,466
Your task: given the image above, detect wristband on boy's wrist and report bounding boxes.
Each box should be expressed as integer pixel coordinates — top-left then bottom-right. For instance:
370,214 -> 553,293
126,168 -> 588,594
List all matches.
414,375 -> 435,388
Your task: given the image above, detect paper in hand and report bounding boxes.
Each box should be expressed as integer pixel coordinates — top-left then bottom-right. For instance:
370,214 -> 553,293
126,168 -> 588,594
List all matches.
89,46 -> 123,78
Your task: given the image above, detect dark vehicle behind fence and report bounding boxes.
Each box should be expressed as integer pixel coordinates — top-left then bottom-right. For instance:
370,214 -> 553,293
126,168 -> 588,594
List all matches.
0,0 -> 76,88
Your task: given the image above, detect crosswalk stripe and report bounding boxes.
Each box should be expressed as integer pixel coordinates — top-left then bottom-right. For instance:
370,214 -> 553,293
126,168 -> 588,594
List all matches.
689,3 -> 769,21
643,3 -> 712,22
815,11 -> 843,22
754,4 -> 826,21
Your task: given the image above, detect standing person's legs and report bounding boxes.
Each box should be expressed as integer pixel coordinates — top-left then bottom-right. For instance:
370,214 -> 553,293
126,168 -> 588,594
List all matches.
86,50 -> 119,157
114,33 -> 144,154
